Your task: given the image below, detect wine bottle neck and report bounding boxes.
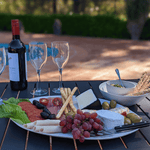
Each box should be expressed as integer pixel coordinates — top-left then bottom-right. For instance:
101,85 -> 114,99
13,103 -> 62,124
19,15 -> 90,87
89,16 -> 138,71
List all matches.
13,35 -> 20,40
11,19 -> 20,38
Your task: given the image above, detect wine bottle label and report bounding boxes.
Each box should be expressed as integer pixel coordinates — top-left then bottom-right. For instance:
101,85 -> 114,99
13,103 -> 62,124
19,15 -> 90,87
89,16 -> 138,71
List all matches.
8,53 -> 20,81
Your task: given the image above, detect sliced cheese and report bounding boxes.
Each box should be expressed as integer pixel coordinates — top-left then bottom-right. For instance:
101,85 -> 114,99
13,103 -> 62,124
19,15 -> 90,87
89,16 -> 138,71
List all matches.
96,110 -> 124,130
76,89 -> 97,109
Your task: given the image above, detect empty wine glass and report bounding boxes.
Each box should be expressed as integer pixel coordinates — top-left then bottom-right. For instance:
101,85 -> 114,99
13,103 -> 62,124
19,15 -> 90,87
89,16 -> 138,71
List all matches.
51,41 -> 69,93
29,42 -> 47,96
0,46 -> 6,104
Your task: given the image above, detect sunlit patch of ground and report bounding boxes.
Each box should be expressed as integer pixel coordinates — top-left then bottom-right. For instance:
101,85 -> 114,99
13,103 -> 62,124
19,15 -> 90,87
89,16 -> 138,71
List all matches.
1,32 -> 150,83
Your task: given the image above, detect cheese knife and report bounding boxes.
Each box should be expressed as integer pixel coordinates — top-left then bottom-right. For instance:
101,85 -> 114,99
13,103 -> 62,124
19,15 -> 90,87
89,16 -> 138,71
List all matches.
91,121 -> 150,136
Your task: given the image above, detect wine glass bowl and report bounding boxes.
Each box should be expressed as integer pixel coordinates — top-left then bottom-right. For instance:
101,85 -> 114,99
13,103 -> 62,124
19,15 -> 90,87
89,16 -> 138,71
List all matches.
0,46 -> 6,75
29,42 -> 47,96
51,41 -> 69,93
0,46 -> 6,104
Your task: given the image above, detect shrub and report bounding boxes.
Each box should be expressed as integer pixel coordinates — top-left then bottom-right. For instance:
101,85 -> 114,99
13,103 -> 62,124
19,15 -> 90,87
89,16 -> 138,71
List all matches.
0,13 -> 144,40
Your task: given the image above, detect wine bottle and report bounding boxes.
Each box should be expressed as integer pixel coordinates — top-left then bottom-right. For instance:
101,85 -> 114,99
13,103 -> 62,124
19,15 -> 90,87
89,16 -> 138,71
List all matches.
8,19 -> 27,91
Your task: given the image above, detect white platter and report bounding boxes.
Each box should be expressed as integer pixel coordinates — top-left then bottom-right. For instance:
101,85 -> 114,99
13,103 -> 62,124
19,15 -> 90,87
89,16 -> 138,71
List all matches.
12,96 -> 139,140
99,81 -> 148,106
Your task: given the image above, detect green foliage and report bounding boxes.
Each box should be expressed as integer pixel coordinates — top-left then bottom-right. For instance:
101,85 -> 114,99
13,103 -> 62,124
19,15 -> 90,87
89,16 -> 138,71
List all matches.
125,0 -> 149,20
140,19 -> 150,40
0,13 -> 131,39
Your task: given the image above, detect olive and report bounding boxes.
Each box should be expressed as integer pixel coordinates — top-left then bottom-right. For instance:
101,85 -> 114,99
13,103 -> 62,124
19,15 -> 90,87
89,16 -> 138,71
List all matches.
110,100 -> 117,108
33,100 -> 40,106
40,112 -> 50,119
102,102 -> 110,110
43,107 -> 51,115
36,103 -> 46,109
126,113 -> 142,123
124,117 -> 132,125
48,114 -> 56,119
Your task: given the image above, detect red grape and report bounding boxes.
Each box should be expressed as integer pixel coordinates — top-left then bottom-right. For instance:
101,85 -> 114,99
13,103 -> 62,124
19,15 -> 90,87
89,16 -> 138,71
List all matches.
72,128 -> 79,135
94,118 -> 101,124
97,124 -> 103,131
62,126 -> 68,133
73,129 -> 81,139
72,124 -> 77,129
66,115 -> 73,123
79,126 -> 84,134
66,123 -> 72,130
79,135 -> 85,143
81,114 -> 86,120
87,123 -> 92,131
61,109 -> 104,143
84,112 -> 90,119
93,122 -> 100,130
82,122 -> 89,130
90,112 -> 97,119
74,114 -> 82,121
89,118 -> 94,125
77,109 -> 83,115
83,131 -> 90,138
74,119 -> 81,125
60,119 -> 67,126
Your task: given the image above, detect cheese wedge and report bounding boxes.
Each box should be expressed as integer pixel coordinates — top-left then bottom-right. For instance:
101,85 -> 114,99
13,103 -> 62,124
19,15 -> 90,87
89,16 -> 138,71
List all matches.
76,89 -> 97,109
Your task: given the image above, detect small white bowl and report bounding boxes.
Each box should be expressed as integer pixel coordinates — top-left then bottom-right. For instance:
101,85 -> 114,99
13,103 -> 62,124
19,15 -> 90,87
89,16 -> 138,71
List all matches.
106,80 -> 136,95
99,81 -> 148,106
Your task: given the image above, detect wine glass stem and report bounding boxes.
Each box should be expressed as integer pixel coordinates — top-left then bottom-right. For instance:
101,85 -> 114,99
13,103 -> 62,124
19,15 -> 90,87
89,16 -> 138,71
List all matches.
59,68 -> 63,89
36,69 -> 41,91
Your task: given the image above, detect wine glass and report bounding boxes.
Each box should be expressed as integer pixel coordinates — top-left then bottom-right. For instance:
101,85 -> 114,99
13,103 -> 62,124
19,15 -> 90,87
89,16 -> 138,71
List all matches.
51,41 -> 69,93
29,42 -> 47,96
0,46 -> 6,104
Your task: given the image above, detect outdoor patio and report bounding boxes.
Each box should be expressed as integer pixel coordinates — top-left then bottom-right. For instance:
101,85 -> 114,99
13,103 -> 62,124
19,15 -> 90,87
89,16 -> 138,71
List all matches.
1,31 -> 150,83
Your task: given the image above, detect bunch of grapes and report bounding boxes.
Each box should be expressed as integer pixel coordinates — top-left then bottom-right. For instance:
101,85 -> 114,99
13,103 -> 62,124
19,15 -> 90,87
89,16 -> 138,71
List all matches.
59,109 -> 103,143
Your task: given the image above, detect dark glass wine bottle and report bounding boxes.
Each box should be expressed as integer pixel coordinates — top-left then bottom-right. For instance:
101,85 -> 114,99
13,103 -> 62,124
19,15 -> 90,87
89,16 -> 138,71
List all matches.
8,19 -> 27,91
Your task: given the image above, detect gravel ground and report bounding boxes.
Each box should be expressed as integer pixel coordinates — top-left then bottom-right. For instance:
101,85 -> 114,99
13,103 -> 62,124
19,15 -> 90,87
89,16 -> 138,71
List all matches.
1,31 -> 150,82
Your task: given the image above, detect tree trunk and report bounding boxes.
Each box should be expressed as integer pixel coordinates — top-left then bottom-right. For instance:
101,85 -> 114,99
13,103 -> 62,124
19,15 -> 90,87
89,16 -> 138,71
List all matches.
53,0 -> 57,14
127,13 -> 148,40
73,0 -> 80,14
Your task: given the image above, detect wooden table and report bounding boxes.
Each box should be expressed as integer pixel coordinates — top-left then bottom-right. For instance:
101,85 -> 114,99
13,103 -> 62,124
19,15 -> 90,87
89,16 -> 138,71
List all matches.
0,80 -> 150,150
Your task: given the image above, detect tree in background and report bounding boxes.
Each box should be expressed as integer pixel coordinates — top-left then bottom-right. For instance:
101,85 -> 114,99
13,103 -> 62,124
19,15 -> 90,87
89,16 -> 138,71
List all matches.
73,0 -> 80,13
125,0 -> 150,40
53,0 -> 57,14
25,0 -> 47,14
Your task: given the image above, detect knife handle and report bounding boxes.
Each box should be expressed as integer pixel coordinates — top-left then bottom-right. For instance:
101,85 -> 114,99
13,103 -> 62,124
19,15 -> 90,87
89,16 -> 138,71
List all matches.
115,121 -> 150,132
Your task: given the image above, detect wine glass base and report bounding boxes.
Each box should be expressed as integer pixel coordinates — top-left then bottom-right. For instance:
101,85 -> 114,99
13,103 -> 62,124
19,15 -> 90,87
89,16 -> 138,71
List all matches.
52,88 -> 61,94
30,89 -> 47,96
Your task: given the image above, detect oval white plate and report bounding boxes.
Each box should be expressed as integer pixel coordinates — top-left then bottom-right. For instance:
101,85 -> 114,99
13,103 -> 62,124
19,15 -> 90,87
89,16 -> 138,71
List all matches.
12,96 -> 139,140
99,81 -> 148,106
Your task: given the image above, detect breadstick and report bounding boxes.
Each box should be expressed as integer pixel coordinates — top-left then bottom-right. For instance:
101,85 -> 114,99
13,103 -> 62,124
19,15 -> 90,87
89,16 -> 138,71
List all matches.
130,88 -> 150,96
60,88 -> 68,100
133,72 -> 147,93
56,87 -> 77,119
139,76 -> 150,92
64,88 -> 71,111
68,88 -> 77,113
60,88 -> 68,114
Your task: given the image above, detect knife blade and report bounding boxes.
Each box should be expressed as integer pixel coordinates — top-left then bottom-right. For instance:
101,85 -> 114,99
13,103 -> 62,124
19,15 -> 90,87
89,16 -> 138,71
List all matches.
91,121 -> 150,136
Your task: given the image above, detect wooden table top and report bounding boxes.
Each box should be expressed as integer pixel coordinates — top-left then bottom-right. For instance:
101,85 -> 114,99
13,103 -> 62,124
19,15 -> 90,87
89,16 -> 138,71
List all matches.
0,80 -> 150,150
